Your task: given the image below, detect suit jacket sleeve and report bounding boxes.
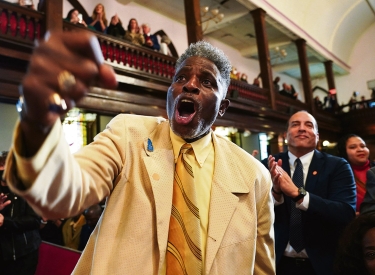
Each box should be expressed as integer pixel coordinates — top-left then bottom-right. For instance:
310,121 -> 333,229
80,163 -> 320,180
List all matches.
5,115 -> 130,219
306,156 -> 356,225
360,167 -> 375,214
151,35 -> 160,51
254,172 -> 276,274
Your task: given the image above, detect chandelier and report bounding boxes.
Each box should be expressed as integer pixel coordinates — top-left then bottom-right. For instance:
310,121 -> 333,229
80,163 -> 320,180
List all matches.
200,6 -> 224,33
271,46 -> 287,63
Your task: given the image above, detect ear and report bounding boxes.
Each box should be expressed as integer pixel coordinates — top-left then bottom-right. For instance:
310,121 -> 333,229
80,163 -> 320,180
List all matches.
218,99 -> 230,117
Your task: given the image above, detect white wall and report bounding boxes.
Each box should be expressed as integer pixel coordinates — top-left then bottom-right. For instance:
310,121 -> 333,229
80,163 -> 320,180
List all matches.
315,22 -> 375,105
0,103 -> 18,151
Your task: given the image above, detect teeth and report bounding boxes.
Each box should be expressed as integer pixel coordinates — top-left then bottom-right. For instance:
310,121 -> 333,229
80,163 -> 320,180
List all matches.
181,99 -> 193,103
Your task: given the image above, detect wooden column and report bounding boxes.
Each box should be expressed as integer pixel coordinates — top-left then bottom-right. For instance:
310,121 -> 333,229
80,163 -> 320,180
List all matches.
324,60 -> 336,91
295,39 -> 314,114
184,0 -> 203,44
43,0 -> 63,31
250,8 -> 275,110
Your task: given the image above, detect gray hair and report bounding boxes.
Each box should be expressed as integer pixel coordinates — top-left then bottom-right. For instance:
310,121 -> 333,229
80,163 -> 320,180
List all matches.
176,41 -> 232,90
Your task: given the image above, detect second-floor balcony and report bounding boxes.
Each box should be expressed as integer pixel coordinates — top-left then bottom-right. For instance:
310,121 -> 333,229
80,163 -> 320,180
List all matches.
1,1 -> 375,144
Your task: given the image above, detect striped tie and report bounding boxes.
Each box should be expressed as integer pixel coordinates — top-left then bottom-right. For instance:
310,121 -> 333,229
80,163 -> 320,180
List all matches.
166,143 -> 202,275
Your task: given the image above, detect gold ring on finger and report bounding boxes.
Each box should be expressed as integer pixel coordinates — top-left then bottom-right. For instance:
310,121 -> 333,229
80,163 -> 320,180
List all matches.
57,70 -> 76,93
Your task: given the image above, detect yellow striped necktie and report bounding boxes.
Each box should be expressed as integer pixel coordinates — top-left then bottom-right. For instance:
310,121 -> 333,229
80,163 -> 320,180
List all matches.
166,143 -> 202,275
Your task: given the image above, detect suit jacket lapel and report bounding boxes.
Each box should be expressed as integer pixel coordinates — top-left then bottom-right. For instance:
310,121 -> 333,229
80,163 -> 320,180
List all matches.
283,150 -> 322,196
281,152 -> 290,175
305,150 -> 324,191
142,121 -> 174,262
205,134 -> 249,274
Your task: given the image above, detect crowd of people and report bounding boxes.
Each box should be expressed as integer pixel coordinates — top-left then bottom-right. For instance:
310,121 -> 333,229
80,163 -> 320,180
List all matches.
273,76 -> 299,100
313,89 -> 375,114
230,68 -> 262,87
64,3 -> 172,56
9,1 -> 173,56
2,3 -> 375,275
0,150 -> 104,274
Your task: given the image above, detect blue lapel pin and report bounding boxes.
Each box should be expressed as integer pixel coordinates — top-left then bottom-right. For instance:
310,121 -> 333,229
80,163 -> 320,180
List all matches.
147,138 -> 154,152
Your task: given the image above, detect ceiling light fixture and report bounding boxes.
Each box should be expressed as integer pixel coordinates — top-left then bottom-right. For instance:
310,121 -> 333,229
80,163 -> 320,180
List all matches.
200,6 -> 224,33
271,46 -> 288,63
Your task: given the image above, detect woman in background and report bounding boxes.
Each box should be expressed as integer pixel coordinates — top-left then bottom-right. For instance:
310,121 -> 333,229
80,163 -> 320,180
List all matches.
124,18 -> 145,46
64,9 -> 88,27
337,134 -> 374,214
85,3 -> 107,32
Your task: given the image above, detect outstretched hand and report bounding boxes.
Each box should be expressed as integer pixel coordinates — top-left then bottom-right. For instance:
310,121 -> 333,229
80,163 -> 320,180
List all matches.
19,31 -> 117,155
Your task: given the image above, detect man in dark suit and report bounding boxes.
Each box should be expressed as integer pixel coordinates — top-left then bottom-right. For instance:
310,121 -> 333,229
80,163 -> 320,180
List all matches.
141,23 -> 160,51
263,110 -> 356,275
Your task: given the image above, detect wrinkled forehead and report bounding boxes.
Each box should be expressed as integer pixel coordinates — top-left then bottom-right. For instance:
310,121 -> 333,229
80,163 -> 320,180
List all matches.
176,56 -> 220,75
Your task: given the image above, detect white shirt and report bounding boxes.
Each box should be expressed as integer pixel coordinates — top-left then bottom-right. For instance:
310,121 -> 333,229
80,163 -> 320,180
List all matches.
274,150 -> 314,258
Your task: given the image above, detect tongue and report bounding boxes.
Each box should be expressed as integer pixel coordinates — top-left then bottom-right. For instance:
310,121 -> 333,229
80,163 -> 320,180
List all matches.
180,110 -> 191,116
175,109 -> 195,125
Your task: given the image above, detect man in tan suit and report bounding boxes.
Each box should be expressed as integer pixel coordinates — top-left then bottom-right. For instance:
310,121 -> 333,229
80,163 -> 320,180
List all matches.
4,32 -> 275,274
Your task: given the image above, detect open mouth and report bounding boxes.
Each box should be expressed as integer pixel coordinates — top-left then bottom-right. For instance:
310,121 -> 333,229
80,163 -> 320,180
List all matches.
175,99 -> 196,125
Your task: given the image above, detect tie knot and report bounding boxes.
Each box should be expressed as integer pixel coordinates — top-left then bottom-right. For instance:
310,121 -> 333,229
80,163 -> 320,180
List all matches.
295,158 -> 302,166
180,143 -> 193,155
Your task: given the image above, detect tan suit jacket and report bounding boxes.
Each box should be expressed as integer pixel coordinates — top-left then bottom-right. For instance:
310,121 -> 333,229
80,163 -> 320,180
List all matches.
5,114 -> 275,274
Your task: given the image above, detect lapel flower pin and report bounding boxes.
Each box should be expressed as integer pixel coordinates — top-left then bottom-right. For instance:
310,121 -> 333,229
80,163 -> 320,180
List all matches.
147,138 -> 154,152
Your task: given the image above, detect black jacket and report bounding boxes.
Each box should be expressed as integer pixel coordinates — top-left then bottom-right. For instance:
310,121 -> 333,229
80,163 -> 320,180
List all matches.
0,186 -> 41,261
262,150 -> 356,275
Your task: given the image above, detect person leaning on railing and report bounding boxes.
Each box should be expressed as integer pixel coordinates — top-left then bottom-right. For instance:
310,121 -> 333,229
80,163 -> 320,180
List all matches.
107,13 -> 125,38
85,3 -> 107,33
123,18 -> 145,46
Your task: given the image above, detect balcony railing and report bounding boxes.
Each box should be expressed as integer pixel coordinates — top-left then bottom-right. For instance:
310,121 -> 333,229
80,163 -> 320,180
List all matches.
3,1 -> 362,140
0,1 -> 43,45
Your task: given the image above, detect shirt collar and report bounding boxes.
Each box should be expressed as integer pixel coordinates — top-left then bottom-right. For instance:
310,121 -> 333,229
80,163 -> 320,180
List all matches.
169,128 -> 213,168
288,150 -> 314,168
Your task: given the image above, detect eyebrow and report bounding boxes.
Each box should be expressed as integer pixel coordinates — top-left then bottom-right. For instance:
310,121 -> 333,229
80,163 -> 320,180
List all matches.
291,120 -> 314,124
177,65 -> 217,78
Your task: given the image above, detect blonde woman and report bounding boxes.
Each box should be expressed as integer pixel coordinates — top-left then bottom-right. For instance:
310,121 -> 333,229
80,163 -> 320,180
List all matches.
85,3 -> 107,32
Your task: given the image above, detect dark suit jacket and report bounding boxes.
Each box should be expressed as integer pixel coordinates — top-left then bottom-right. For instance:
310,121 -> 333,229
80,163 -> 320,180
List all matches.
361,166 -> 375,214
143,33 -> 160,51
262,150 -> 356,275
